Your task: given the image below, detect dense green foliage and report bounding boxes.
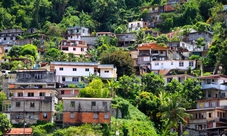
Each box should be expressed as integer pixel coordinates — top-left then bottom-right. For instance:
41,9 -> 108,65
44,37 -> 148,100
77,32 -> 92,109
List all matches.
100,50 -> 135,78
79,78 -> 109,98
111,72 -> 202,135
0,113 -> 11,135
112,97 -> 157,136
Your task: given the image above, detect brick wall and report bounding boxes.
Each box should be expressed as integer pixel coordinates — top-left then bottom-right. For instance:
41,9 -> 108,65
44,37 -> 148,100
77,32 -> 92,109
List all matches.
39,112 -> 52,122
63,112 -> 110,124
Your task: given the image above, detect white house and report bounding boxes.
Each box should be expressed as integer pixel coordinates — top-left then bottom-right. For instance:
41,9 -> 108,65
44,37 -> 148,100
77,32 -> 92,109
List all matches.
128,21 -> 148,32
50,62 -> 117,85
163,74 -> 193,85
151,60 -> 196,70
197,75 -> 227,99
67,26 -> 90,40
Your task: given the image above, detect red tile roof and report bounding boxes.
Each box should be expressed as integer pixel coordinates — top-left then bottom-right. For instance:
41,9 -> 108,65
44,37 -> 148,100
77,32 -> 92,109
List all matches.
4,128 -> 32,135
137,43 -> 169,50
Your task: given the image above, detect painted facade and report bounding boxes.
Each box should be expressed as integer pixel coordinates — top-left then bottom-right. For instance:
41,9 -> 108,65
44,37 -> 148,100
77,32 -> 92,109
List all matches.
50,62 -> 117,85
59,40 -> 87,56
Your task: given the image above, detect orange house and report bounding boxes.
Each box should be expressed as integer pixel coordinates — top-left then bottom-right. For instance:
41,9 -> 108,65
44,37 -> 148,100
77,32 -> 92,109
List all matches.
62,97 -> 112,126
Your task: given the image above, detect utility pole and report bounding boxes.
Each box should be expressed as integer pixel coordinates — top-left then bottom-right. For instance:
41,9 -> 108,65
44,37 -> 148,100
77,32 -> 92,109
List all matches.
178,122 -> 183,136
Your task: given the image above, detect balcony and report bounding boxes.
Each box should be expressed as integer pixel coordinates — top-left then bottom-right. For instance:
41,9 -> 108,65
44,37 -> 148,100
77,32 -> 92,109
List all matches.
152,53 -> 159,56
215,117 -> 227,122
11,96 -> 46,100
8,79 -> 16,83
201,84 -> 227,90
138,53 -> 150,56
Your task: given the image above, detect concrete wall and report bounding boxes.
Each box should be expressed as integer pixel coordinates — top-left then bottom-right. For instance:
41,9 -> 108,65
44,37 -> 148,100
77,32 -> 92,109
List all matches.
15,71 -> 56,84
55,65 -> 95,77
151,60 -> 196,70
63,99 -> 111,112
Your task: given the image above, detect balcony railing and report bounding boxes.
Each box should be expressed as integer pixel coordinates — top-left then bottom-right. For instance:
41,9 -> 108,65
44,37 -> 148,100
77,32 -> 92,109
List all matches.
201,84 -> 227,90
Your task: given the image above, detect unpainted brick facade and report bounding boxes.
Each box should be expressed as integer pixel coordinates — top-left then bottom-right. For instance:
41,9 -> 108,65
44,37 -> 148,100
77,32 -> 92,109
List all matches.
62,97 -> 112,125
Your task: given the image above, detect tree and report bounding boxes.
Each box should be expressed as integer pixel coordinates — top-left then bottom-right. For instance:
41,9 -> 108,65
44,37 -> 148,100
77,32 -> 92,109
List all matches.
20,44 -> 38,60
136,91 -> 163,131
100,50 -> 135,78
117,74 -> 142,105
199,0 -> 216,21
155,34 -> 169,44
181,78 -> 202,109
8,45 -> 21,58
0,113 -> 11,135
79,78 -> 109,98
165,79 -> 183,93
196,37 -> 206,48
10,61 -> 25,71
106,79 -> 120,98
194,22 -> 211,32
86,49 -> 98,62
0,92 -> 6,112
135,30 -> 146,44
43,48 -> 60,63
141,72 -> 165,95
159,92 -> 190,135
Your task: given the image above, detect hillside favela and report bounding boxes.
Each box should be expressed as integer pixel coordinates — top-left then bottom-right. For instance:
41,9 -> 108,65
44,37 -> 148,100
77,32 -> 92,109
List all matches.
1,0 -> 227,136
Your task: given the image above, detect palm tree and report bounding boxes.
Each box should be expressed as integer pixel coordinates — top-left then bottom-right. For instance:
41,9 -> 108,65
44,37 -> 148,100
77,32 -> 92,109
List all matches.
159,92 -> 190,135
86,48 -> 98,62
135,30 -> 146,44
106,79 -> 120,97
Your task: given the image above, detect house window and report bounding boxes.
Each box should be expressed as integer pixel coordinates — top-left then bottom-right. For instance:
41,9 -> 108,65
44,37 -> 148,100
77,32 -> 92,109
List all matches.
73,68 -> 77,71
104,71 -> 109,73
167,78 -> 172,83
155,62 -> 159,66
85,68 -> 89,72
16,102 -> 20,107
209,113 -> 212,118
43,113 -> 47,118
18,92 -> 23,97
143,57 -> 150,61
73,48 -> 76,51
103,102 -> 107,107
62,77 -> 65,81
93,113 -> 98,119
171,62 -> 173,65
72,77 -> 78,82
207,79 -> 211,84
92,101 -> 96,106
104,113 -> 109,119
59,67 -> 64,71
179,62 -> 184,67
71,101 -> 75,107
211,102 -> 216,107
189,61 -> 194,67
160,51 -> 163,54
70,113 -> 75,119
28,92 -> 34,97
61,90 -> 64,94
30,102 -> 35,107
35,74 -> 43,79
81,48 -> 84,52
39,92 -> 45,96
